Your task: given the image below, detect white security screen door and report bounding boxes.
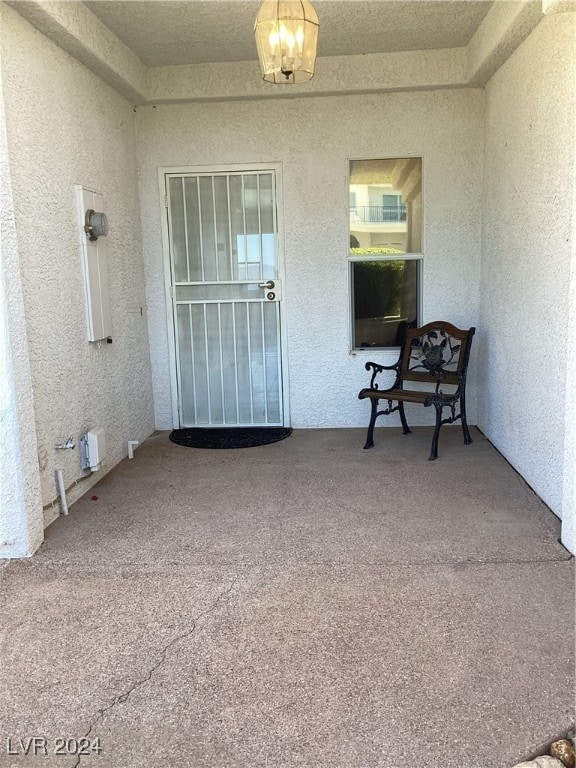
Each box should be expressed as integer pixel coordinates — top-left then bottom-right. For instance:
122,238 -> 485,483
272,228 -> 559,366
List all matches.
165,169 -> 285,427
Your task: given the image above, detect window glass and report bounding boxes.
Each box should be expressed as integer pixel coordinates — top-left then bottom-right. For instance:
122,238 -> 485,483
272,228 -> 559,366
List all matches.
349,158 -> 422,254
352,259 -> 419,348
349,158 -> 422,349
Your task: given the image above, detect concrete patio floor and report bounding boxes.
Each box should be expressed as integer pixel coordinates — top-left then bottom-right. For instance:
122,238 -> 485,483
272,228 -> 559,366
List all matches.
0,427 -> 574,768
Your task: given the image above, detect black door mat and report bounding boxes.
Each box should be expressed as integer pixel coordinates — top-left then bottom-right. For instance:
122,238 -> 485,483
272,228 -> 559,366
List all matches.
169,427 -> 293,449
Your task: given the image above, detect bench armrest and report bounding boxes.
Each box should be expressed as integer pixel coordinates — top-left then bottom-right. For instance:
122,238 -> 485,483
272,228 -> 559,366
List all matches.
424,391 -> 459,407
424,369 -> 469,405
365,359 -> 401,390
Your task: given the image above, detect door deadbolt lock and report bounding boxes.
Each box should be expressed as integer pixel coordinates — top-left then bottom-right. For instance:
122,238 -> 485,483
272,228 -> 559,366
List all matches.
259,280 -> 275,290
267,291 -> 276,301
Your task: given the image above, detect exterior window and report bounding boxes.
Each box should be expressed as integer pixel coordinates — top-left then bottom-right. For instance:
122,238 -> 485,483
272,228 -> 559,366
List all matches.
349,157 -> 422,349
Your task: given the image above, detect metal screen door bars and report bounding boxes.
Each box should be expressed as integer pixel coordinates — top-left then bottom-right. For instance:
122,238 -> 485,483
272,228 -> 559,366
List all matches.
166,170 -> 284,427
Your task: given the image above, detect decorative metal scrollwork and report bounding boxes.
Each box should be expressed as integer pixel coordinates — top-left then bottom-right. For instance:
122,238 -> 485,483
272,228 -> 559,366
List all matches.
409,328 -> 461,377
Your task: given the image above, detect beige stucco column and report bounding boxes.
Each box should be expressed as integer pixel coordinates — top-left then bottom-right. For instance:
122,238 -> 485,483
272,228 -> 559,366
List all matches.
550,0 -> 576,554
0,56 -> 44,558
561,115 -> 576,554
561,250 -> 576,554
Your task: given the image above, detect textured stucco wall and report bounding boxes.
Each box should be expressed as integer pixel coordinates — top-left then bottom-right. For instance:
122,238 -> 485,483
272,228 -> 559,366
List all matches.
1,6 -> 155,523
136,89 -> 483,430
562,187 -> 576,548
479,10 -> 576,519
0,56 -> 44,557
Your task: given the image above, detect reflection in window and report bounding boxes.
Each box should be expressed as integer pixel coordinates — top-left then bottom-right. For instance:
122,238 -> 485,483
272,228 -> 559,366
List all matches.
352,260 -> 419,348
349,158 -> 423,349
349,158 -> 422,254
236,234 -> 275,281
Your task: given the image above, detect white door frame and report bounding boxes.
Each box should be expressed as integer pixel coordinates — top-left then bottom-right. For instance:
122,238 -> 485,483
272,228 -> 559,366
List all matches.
158,162 -> 290,429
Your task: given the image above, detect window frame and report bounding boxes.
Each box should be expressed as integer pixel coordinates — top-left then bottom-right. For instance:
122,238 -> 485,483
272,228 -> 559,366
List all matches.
347,155 -> 424,354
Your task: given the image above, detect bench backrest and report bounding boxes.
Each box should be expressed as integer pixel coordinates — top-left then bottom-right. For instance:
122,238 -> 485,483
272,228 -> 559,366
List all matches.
399,321 -> 475,387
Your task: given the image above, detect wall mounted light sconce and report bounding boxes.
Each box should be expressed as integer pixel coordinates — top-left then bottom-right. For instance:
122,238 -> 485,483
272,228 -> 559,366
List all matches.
84,209 -> 109,241
255,0 -> 319,84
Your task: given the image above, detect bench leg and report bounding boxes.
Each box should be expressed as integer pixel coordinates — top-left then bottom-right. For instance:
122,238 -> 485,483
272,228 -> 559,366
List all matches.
429,403 -> 443,461
398,401 -> 411,435
460,393 -> 472,445
363,398 -> 378,449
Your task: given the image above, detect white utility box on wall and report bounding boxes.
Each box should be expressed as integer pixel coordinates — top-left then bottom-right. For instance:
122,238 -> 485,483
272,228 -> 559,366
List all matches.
76,185 -> 112,342
81,429 -> 106,472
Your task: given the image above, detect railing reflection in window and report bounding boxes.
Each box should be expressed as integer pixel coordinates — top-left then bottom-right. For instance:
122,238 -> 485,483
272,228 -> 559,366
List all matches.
350,205 -> 407,223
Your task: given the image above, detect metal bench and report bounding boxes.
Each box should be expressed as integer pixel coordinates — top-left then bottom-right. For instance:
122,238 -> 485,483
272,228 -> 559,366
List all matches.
358,321 -> 476,460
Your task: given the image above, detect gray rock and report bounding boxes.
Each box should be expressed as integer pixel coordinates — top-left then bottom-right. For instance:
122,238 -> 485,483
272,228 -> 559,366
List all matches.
534,759 -> 568,768
513,758 -> 567,768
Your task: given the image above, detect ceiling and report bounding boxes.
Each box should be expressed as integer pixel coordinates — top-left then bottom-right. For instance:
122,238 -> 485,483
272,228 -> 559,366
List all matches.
84,0 -> 494,68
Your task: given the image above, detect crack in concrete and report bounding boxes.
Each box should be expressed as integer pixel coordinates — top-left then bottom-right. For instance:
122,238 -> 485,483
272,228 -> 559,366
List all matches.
73,572 -> 245,768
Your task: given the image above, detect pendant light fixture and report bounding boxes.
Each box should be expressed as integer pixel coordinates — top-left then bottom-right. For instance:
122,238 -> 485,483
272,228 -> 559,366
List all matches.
254,0 -> 319,84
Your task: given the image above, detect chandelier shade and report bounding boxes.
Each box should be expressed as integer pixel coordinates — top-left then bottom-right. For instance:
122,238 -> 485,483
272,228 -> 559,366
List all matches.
254,0 -> 319,84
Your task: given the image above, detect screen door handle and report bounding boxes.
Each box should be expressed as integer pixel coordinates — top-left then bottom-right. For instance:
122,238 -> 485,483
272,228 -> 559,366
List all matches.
258,280 -> 275,290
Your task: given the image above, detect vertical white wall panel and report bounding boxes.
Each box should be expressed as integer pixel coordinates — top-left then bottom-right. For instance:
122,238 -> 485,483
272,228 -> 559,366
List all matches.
76,186 -> 112,342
